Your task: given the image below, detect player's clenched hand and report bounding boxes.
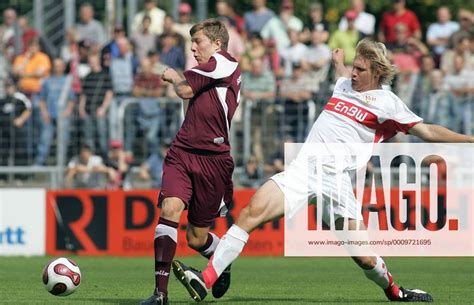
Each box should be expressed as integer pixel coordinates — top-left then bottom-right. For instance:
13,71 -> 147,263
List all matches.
332,48 -> 345,65
162,67 -> 180,84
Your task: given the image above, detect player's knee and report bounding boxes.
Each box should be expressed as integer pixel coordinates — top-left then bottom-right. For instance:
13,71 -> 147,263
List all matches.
353,256 -> 377,270
186,234 -> 207,251
160,198 -> 184,221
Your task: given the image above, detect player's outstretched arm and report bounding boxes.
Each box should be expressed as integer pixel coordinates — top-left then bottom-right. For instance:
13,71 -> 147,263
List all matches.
332,48 -> 351,79
409,122 -> 474,143
162,67 -> 194,99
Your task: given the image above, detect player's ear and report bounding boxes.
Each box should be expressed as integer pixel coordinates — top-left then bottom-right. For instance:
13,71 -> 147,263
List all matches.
213,39 -> 222,51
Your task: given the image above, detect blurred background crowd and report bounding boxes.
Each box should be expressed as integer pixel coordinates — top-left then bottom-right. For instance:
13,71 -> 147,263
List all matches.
0,0 -> 472,189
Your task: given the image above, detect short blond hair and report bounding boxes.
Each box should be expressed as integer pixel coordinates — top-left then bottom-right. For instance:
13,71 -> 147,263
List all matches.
355,38 -> 397,85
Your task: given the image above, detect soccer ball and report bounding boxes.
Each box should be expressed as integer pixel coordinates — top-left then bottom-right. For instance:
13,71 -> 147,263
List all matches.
42,257 -> 81,296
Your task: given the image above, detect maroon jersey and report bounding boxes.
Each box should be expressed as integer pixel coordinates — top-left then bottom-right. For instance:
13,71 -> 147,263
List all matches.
173,50 -> 241,153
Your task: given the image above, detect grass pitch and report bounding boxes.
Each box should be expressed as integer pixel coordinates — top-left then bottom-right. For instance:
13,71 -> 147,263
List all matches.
0,256 -> 472,304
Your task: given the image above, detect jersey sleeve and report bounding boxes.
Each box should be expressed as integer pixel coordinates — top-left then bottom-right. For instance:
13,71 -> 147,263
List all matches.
388,94 -> 423,134
183,52 -> 239,95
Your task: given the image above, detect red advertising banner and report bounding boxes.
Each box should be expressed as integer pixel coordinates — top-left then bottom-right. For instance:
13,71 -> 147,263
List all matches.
46,188 -> 454,256
46,190 -> 284,256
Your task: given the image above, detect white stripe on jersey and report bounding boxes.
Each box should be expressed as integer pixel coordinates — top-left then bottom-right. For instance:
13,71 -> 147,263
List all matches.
191,53 -> 238,79
216,87 -> 230,134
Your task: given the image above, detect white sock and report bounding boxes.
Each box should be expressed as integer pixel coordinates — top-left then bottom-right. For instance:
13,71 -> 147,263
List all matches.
203,225 -> 249,286
363,256 -> 390,289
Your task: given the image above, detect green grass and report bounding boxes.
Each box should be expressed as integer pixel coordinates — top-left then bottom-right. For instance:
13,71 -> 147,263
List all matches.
0,256 -> 473,304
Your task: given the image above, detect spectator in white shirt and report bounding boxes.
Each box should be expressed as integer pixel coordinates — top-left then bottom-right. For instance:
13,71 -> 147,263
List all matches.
131,0 -> 166,35
426,6 -> 460,57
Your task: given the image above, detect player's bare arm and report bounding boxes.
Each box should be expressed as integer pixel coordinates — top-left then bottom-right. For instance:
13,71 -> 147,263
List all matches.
332,48 -> 351,79
161,68 -> 193,99
409,122 -> 474,143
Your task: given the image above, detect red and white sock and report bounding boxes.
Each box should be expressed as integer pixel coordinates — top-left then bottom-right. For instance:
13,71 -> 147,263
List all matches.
202,225 -> 249,288
363,256 -> 401,301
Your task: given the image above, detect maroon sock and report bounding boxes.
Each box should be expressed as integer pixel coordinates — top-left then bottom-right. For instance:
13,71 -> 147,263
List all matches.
196,233 -> 216,259
154,218 -> 178,296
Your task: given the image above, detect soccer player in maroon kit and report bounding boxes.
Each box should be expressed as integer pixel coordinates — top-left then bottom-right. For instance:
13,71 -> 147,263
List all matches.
140,19 -> 241,305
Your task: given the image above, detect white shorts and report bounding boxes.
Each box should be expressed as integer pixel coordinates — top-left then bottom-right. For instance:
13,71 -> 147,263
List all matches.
271,159 -> 361,225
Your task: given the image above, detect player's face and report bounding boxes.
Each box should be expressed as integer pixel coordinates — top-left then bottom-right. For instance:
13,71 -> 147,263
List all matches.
351,55 -> 379,92
191,30 -> 221,65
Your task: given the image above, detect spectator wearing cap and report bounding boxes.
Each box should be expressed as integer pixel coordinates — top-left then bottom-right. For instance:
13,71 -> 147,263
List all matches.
426,6 -> 459,60
216,0 -> 245,34
173,3 -> 195,69
131,0 -> 166,35
131,15 -> 159,60
104,139 -> 130,189
338,0 -> 375,37
301,3 -> 329,45
378,0 -> 421,44
79,53 -> 113,156
329,10 -> 360,65
76,3 -> 106,48
243,0 -> 275,36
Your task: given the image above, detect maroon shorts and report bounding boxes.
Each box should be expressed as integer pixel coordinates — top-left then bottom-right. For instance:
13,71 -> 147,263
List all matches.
158,146 -> 234,227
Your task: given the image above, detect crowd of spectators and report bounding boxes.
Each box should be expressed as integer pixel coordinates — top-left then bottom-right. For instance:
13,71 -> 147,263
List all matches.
0,0 -> 472,189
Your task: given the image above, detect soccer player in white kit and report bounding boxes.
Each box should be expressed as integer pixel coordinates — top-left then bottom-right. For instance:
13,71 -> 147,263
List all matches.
173,39 -> 474,302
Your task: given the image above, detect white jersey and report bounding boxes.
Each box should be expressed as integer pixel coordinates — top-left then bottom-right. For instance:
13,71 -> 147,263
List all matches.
274,77 -> 423,220
304,77 -> 423,171
308,77 -> 422,145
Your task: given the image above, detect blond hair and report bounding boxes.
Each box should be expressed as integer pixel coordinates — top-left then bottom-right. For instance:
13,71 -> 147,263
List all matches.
355,38 -> 397,85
